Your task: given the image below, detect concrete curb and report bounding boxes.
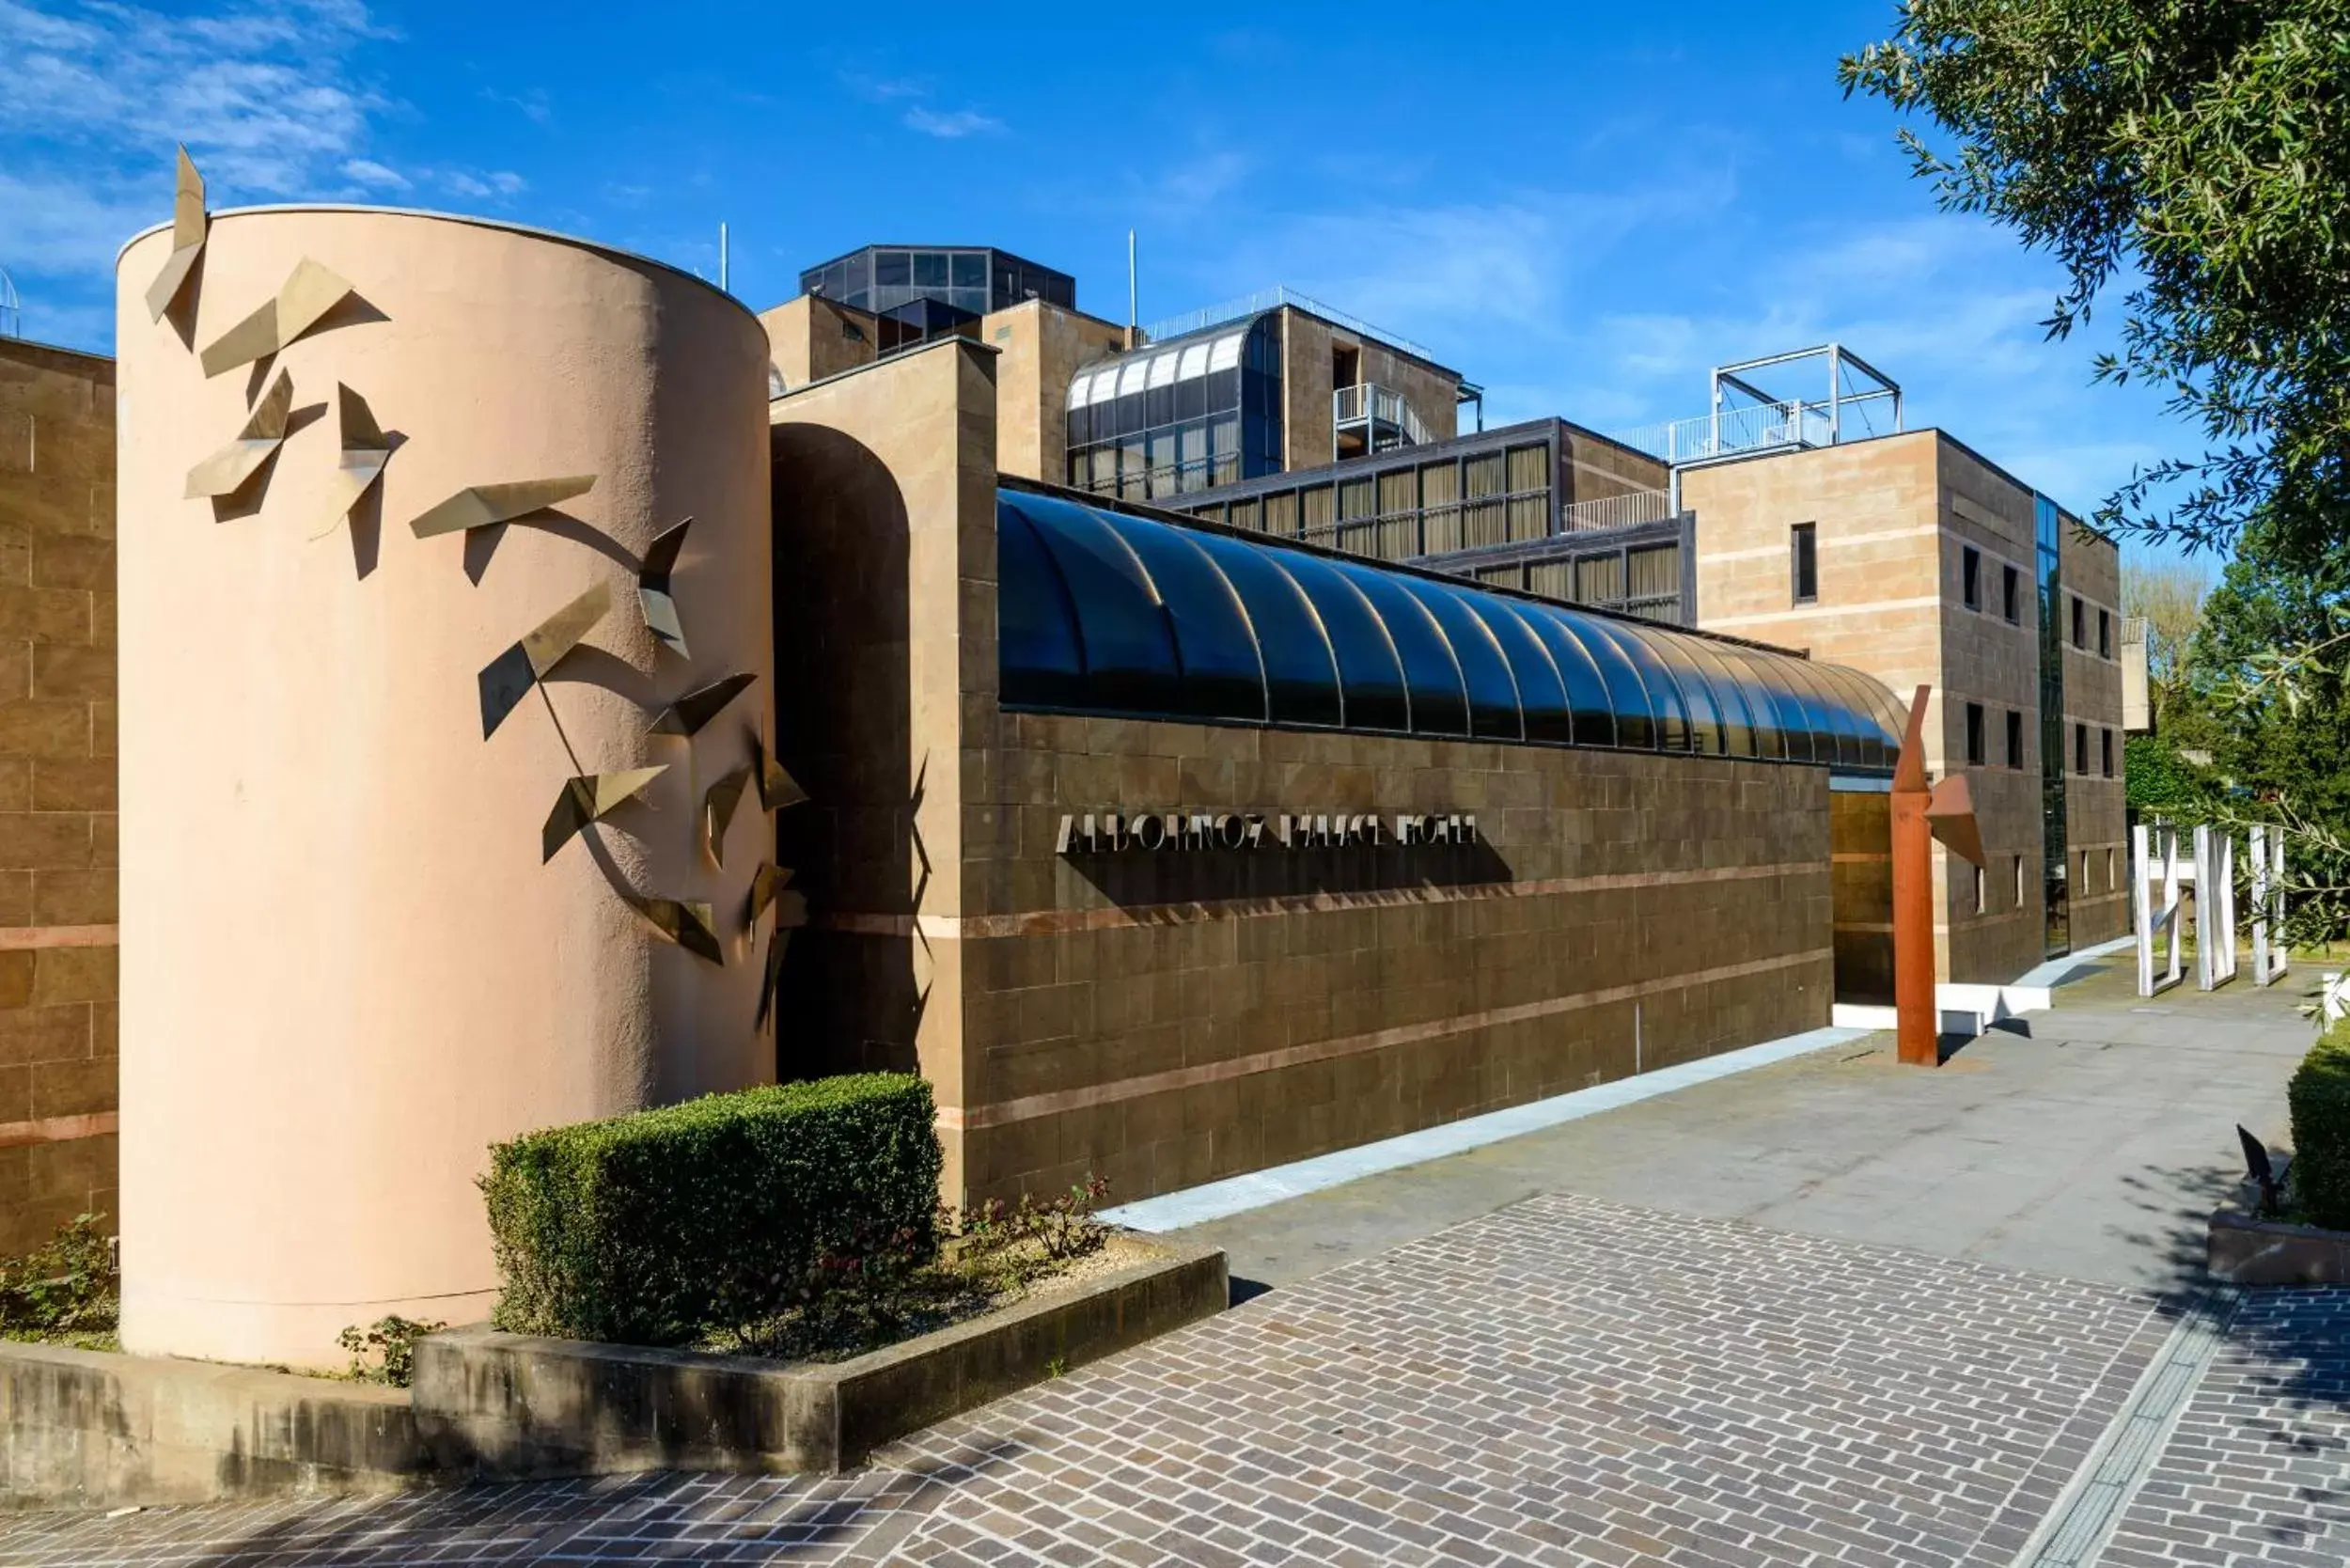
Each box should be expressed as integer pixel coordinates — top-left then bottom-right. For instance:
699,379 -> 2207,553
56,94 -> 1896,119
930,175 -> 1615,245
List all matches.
2207,1206 -> 2350,1286
0,1237 -> 1227,1509
413,1236 -> 1228,1476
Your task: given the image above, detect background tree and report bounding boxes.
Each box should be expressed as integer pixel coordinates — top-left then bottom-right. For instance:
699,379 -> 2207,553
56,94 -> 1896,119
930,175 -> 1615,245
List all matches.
2120,558 -> 2211,729
1841,3 -> 2350,567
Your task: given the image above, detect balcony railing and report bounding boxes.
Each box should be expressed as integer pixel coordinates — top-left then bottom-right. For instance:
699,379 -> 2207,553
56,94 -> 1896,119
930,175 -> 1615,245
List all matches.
1333,383 -> 1431,451
1559,490 -> 1672,533
1607,400 -> 1832,466
1139,285 -> 1434,361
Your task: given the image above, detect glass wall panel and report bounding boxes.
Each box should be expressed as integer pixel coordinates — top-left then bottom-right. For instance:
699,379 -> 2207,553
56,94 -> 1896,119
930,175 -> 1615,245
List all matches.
1542,608 -> 1648,746
1576,617 -> 1690,750
1333,562 -> 1469,737
1185,532 -> 1343,727
1508,604 -> 1620,745
1093,511 -> 1265,723
1001,494 -> 1183,713
1469,598 -> 1574,743
1396,578 -> 1523,740
1634,628 -> 1725,754
995,502 -> 1087,709
992,492 -> 1903,770
1802,664 -> 1876,767
1668,633 -> 1762,758
1276,553 -> 1411,732
1719,647 -> 1815,763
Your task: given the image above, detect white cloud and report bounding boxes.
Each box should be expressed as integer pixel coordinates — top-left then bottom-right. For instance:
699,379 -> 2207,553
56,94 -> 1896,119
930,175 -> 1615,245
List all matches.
0,0 -> 391,348
0,169 -> 160,273
440,168 -> 525,199
342,156 -> 408,189
902,105 -> 1002,139
0,0 -> 383,196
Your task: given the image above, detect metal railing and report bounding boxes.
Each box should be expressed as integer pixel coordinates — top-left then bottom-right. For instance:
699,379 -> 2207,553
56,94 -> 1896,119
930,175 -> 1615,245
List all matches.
1607,400 -> 1831,465
1333,384 -> 1431,449
1139,285 -> 1434,361
1559,490 -> 1672,533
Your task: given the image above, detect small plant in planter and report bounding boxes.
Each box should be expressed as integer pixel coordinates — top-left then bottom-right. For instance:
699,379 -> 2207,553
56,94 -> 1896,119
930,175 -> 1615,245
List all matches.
0,1213 -> 118,1350
337,1315 -> 446,1387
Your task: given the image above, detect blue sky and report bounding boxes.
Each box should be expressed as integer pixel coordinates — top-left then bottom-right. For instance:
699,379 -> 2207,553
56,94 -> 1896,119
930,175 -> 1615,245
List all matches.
1,0 -> 2199,557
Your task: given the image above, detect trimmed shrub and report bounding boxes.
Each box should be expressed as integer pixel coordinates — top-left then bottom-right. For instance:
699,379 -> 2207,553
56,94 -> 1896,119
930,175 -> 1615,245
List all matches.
2288,1022 -> 2350,1231
480,1074 -> 942,1346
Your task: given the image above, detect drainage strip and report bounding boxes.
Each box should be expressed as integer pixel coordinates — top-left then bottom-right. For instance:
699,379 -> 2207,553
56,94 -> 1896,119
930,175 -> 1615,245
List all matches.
2013,1284 -> 2242,1568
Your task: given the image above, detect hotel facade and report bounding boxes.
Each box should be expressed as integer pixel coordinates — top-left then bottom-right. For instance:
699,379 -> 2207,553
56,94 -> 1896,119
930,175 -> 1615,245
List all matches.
0,202 -> 2123,1365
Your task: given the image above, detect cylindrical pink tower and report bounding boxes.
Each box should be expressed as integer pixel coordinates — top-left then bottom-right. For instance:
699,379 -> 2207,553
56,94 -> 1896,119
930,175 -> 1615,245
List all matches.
114,208 -> 775,1366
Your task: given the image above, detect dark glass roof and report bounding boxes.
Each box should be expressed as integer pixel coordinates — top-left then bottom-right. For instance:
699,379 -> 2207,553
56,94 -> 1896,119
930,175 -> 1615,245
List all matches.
996,490 -> 1908,770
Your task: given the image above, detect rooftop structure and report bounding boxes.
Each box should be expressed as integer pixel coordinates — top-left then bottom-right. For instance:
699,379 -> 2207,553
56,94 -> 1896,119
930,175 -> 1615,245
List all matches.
798,244 -> 1075,343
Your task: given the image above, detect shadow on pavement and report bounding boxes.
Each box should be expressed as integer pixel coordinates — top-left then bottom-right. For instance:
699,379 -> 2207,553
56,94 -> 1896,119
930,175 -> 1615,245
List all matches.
8,1436 -> 1030,1568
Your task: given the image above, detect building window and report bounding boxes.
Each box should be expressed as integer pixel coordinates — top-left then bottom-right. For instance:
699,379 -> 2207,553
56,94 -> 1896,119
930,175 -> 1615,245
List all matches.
2107,847 -> 2118,892
2072,595 -> 2087,649
1962,546 -> 1982,611
1974,864 -> 1987,916
2013,855 -> 2027,909
2075,722 -> 2089,774
2098,607 -> 2112,657
2102,728 -> 2115,776
1966,702 -> 1986,765
1791,523 -> 1818,604
2006,709 -> 2024,768
1064,313 -> 1283,497
2002,563 -> 2021,623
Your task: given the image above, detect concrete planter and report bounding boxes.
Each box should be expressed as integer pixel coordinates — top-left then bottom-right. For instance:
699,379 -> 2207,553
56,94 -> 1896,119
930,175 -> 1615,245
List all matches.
1,1237 -> 1225,1510
2207,1206 -> 2350,1285
411,1237 -> 1228,1477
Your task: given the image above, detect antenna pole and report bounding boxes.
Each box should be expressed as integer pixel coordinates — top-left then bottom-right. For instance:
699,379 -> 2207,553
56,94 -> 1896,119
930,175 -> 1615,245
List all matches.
718,223 -> 729,293
1127,228 -> 1137,348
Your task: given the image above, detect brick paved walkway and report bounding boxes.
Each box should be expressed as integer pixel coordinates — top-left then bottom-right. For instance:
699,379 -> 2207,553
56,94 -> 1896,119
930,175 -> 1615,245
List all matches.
0,1195 -> 2198,1568
2101,1292 -> 2350,1568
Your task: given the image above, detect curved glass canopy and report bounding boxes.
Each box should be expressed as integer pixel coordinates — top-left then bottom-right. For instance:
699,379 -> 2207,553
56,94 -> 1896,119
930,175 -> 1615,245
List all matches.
997,491 -> 1908,770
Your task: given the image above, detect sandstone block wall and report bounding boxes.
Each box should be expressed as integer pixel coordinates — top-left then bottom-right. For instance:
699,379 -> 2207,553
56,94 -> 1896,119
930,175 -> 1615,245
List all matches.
772,339 -> 1834,1209
0,339 -> 118,1257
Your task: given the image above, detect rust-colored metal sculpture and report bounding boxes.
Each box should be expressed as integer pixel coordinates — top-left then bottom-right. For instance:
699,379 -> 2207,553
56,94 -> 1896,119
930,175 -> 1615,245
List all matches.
1892,684 -> 1986,1066
198,258 -> 355,377
1891,685 -> 1937,1066
145,147 -> 208,321
183,368 -> 294,499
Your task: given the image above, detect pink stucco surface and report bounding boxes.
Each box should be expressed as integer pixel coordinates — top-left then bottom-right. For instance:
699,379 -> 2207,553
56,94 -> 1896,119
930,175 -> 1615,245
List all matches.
115,209 -> 774,1365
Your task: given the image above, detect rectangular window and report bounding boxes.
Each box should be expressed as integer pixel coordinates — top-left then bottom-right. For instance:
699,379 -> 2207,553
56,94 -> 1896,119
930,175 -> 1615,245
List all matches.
2006,710 -> 2024,768
1962,546 -> 1982,610
1966,702 -> 1986,765
1973,864 -> 1987,917
2107,847 -> 2117,891
1791,523 -> 1818,604
2002,563 -> 2021,623
2098,607 -> 2112,658
2013,855 -> 2026,910
2102,728 -> 2115,776
2075,722 -> 2089,775
2072,595 -> 2087,649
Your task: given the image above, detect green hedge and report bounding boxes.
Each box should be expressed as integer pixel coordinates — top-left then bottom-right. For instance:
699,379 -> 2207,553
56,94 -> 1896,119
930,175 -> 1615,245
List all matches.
2289,1023 -> 2350,1230
480,1074 -> 942,1345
